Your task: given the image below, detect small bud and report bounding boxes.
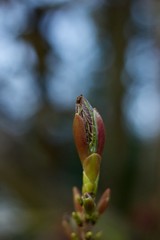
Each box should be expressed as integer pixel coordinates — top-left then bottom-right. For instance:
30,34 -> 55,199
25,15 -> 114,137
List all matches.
85,213 -> 98,225
97,188 -> 110,215
85,231 -> 93,239
72,211 -> 83,227
73,187 -> 83,212
83,193 -> 95,214
71,232 -> 79,240
62,218 -> 72,238
84,211 -> 98,225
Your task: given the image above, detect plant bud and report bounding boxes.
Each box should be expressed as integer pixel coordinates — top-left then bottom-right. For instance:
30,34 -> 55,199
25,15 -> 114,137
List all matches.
73,95 -> 105,195
73,187 -> 83,212
85,231 -> 93,239
83,193 -> 95,214
97,188 -> 110,215
73,95 -> 105,163
71,232 -> 79,240
62,218 -> 72,238
72,212 -> 83,227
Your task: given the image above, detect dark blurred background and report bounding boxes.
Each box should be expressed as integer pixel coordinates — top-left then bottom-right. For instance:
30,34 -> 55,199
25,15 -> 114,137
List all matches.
0,0 -> 160,239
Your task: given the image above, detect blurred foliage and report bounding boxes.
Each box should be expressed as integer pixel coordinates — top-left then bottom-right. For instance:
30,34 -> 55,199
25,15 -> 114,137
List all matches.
0,0 -> 160,239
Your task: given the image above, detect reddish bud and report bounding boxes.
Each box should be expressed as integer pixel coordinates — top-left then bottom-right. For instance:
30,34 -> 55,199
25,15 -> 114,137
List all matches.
97,188 -> 110,215
94,109 -> 105,156
62,218 -> 72,238
73,113 -> 90,163
73,95 -> 105,163
72,187 -> 83,212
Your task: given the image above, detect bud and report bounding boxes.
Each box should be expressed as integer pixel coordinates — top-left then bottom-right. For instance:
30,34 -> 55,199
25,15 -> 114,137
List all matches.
85,231 -> 93,239
62,218 -> 72,238
73,95 -> 105,195
71,232 -> 79,240
83,193 -> 95,214
73,95 -> 105,162
72,211 -> 83,227
97,188 -> 110,215
73,187 -> 83,212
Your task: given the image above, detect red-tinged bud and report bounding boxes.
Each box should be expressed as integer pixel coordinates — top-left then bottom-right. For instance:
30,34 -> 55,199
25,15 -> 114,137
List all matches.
73,95 -> 105,163
94,109 -> 105,156
73,95 -> 106,195
73,113 -> 90,163
72,187 -> 83,212
97,188 -> 110,215
62,218 -> 72,238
